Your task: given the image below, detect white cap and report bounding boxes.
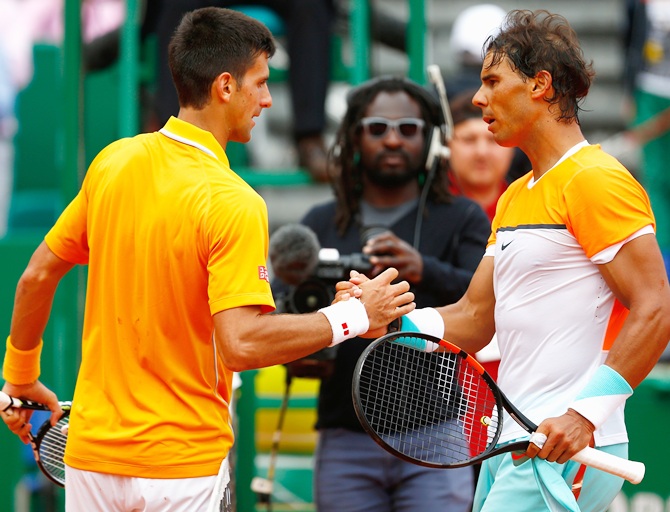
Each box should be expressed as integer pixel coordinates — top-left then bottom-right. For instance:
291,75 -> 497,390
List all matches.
450,4 -> 507,65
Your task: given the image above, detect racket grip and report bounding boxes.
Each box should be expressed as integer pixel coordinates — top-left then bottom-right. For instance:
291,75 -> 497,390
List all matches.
0,391 -> 49,411
571,446 -> 645,485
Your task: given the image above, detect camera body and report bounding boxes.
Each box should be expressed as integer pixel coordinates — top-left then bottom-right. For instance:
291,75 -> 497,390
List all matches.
276,248 -> 372,377
281,248 -> 372,314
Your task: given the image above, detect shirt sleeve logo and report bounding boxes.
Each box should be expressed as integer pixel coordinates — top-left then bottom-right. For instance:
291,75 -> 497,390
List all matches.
258,266 -> 269,282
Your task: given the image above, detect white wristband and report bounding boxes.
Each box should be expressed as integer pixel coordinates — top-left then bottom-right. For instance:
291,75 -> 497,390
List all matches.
402,308 -> 444,339
568,365 -> 633,430
319,299 -> 369,347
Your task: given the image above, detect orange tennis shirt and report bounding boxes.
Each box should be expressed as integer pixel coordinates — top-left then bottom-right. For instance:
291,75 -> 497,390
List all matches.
486,143 -> 654,446
45,117 -> 275,478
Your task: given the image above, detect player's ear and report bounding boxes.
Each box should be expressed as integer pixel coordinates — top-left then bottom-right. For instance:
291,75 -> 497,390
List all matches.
213,72 -> 234,103
531,70 -> 552,99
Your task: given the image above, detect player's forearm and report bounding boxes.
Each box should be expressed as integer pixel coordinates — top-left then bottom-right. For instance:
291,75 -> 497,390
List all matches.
9,272 -> 60,350
604,301 -> 670,389
9,242 -> 73,350
438,301 -> 495,354
215,310 -> 334,372
438,256 -> 496,353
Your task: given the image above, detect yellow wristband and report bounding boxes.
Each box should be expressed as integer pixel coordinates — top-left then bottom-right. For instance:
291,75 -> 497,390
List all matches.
2,336 -> 42,385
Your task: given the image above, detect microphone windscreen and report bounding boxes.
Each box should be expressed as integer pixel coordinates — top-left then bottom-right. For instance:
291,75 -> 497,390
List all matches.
269,224 -> 321,286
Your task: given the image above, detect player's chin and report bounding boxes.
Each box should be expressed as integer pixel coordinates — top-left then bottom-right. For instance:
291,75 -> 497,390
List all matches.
231,129 -> 252,145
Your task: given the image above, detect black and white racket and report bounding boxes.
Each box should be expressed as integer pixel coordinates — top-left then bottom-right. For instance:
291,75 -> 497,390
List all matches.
0,391 -> 70,487
352,332 -> 645,485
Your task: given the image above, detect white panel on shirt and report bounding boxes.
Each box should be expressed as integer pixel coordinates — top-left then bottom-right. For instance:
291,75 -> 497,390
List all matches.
491,226 -> 629,446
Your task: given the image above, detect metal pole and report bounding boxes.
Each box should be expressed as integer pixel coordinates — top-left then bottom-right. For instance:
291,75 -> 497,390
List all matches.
119,0 -> 140,137
351,0 -> 371,84
61,0 -> 85,399
407,0 -> 427,84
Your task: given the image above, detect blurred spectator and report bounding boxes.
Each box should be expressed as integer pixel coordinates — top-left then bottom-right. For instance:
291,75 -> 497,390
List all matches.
0,0 -> 59,238
447,88 -> 514,223
445,4 -> 507,99
0,0 -> 124,238
143,1 -> 409,182
443,4 -> 531,183
622,0 -> 670,274
275,76 -> 490,512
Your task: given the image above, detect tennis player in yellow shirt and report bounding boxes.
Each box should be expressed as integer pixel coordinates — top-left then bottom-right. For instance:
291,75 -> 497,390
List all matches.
0,7 -> 415,511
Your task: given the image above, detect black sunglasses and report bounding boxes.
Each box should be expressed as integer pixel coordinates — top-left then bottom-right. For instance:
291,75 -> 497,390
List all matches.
360,117 -> 426,139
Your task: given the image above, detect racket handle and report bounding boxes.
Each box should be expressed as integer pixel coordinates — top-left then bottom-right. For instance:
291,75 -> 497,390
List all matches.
0,391 -> 49,411
572,446 -> 645,485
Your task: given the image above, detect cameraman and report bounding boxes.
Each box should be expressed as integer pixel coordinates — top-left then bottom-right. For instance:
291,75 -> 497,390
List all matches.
282,77 -> 490,511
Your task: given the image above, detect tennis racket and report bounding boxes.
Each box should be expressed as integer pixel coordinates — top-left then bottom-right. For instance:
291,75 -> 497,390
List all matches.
0,391 -> 70,487
352,332 -> 646,485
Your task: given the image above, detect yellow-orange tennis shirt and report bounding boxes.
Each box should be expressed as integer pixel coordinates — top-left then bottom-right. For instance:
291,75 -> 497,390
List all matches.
486,143 -> 654,447
46,117 -> 275,478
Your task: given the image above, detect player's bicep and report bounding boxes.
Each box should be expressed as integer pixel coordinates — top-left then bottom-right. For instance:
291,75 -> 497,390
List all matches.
597,233 -> 667,309
213,306 -> 265,368
598,233 -> 670,387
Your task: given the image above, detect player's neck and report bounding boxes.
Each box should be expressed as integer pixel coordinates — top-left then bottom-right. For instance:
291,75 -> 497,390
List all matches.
177,107 -> 230,150
523,122 -> 585,180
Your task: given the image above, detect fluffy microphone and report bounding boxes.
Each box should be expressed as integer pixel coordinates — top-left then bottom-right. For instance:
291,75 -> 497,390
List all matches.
269,223 -> 321,286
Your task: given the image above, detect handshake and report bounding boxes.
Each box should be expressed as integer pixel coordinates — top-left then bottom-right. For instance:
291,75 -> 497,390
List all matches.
270,224 -> 416,377
270,223 -> 416,318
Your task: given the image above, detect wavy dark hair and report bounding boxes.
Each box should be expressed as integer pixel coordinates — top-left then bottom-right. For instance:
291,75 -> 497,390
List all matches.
169,7 -> 276,110
484,9 -> 595,123
329,77 -> 451,236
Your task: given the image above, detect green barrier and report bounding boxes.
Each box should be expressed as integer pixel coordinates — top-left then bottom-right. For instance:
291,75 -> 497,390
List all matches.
0,235 -> 82,511
615,364 -> 670,511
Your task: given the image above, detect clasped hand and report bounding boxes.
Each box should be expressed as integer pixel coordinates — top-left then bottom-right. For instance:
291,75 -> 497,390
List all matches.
335,268 -> 413,338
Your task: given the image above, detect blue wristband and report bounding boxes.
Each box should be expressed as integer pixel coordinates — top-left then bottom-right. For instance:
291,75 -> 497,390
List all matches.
400,308 -> 444,338
569,365 -> 633,429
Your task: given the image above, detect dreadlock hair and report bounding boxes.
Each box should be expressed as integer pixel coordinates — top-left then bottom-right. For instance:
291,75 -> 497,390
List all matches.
329,76 -> 452,236
483,9 -> 595,123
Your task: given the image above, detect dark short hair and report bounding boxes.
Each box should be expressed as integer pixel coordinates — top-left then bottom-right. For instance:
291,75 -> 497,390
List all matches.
168,7 -> 276,110
484,9 -> 594,122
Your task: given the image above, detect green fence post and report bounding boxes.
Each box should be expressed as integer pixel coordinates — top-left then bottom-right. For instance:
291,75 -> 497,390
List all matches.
236,370 -> 259,511
407,1 -> 427,84
350,0 -> 371,85
119,0 -> 140,137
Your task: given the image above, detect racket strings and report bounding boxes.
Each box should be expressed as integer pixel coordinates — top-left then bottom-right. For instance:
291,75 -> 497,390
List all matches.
36,414 -> 69,486
357,336 -> 500,466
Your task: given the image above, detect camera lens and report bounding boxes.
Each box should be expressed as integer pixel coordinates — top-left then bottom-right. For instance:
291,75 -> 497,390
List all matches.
290,278 -> 334,313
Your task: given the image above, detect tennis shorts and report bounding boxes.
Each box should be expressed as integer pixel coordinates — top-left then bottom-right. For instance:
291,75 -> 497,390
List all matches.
65,459 -> 232,512
473,442 -> 627,512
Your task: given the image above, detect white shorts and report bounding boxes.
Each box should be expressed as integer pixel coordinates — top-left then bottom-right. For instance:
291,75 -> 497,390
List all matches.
65,459 -> 231,512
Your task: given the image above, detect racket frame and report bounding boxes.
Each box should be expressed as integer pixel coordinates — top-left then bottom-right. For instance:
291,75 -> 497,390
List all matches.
0,392 -> 71,488
353,332 -> 524,468
352,332 -> 644,484
29,405 -> 70,487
